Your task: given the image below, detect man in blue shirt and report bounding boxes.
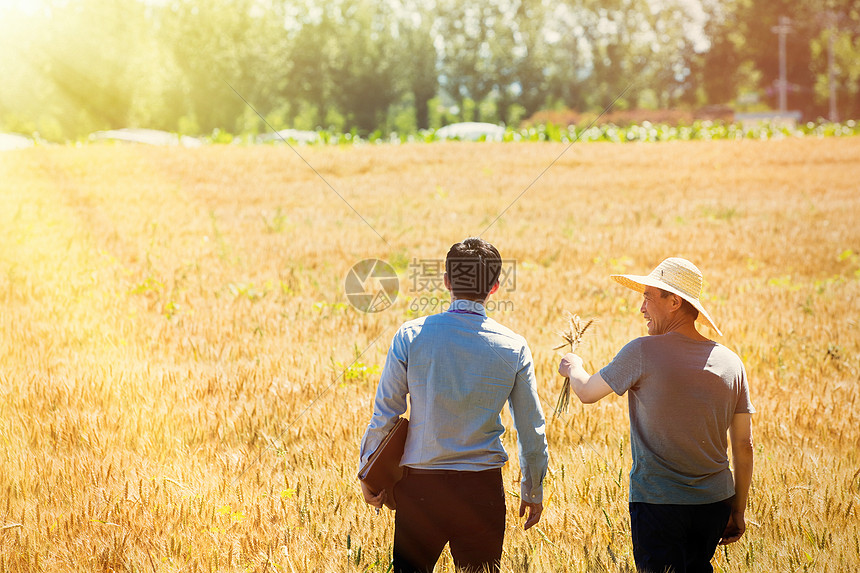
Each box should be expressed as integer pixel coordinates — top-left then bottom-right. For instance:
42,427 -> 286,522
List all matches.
359,237 -> 548,573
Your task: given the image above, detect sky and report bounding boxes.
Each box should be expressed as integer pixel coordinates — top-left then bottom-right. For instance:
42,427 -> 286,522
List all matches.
0,0 -> 43,12
0,0 -> 711,51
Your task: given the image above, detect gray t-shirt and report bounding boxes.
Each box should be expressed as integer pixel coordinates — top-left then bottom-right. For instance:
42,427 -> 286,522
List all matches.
600,331 -> 755,504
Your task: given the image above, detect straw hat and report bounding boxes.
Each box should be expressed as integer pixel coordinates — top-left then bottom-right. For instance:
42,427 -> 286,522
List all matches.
610,257 -> 722,336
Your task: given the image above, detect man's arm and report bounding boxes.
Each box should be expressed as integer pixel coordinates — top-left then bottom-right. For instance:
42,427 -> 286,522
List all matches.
358,331 -> 409,505
558,353 -> 614,404
508,345 -> 549,528
721,412 -> 754,545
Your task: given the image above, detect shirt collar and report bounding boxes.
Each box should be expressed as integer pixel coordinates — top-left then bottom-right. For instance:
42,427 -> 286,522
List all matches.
447,298 -> 487,317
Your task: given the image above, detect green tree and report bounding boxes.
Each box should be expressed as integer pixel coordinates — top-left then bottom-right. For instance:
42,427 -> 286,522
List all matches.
436,0 -> 502,121
506,0 -> 555,121
806,0 -> 860,119
328,0 -> 402,134
278,0 -> 405,134
695,0 -> 747,106
0,0 -> 154,140
158,0 -> 285,134
542,0 -> 696,115
697,0 -> 860,119
0,7 -> 57,136
279,1 -> 339,129
401,1 -> 439,130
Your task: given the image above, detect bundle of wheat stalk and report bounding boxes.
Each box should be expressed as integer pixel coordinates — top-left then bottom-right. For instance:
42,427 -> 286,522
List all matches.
553,313 -> 595,417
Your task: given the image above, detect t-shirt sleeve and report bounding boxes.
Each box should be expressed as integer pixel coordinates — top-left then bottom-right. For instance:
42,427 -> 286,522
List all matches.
599,338 -> 643,396
735,363 -> 756,414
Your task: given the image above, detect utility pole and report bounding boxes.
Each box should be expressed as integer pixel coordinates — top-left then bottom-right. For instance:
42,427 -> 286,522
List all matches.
827,12 -> 839,123
771,16 -> 793,114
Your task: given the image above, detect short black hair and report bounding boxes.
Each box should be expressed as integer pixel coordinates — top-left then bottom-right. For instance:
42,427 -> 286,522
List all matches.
445,237 -> 502,300
658,288 -> 700,320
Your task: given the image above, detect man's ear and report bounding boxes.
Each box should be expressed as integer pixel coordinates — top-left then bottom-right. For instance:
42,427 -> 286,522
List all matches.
670,294 -> 683,311
488,282 -> 500,296
443,272 -> 451,292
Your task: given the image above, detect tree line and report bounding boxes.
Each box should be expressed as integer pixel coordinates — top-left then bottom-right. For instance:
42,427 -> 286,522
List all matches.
0,0 -> 858,142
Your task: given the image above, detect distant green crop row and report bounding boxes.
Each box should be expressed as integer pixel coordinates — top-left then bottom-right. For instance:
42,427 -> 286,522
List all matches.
503,119 -> 860,143
72,119 -> 857,147
248,119 -> 860,146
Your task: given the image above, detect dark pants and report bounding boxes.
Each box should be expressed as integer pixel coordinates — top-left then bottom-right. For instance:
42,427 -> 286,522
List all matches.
629,500 -> 732,573
393,468 -> 506,573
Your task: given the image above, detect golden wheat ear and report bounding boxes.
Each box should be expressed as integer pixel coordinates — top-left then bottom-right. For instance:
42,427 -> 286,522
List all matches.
555,377 -> 572,417
553,313 -> 595,418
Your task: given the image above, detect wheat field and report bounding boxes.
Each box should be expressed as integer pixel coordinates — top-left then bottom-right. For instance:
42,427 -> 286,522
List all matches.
1,137 -> 858,572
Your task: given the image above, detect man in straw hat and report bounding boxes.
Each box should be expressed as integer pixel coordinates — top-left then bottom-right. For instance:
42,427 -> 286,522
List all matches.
557,257 -> 754,573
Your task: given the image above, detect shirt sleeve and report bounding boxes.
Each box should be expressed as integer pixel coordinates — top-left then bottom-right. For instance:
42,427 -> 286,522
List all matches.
734,363 -> 756,414
599,338 -> 643,396
508,343 -> 549,503
358,328 -> 410,470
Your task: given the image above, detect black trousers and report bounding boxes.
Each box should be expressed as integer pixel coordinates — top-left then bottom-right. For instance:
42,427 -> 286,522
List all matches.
392,468 -> 506,573
629,500 -> 732,573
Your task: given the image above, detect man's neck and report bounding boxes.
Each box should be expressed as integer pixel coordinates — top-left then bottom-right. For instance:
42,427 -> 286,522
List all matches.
451,296 -> 487,304
666,320 -> 709,342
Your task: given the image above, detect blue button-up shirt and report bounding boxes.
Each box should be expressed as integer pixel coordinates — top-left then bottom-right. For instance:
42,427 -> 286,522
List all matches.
359,298 -> 548,502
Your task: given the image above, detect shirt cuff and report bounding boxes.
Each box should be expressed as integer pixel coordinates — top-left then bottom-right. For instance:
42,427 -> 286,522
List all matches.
520,482 -> 543,504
